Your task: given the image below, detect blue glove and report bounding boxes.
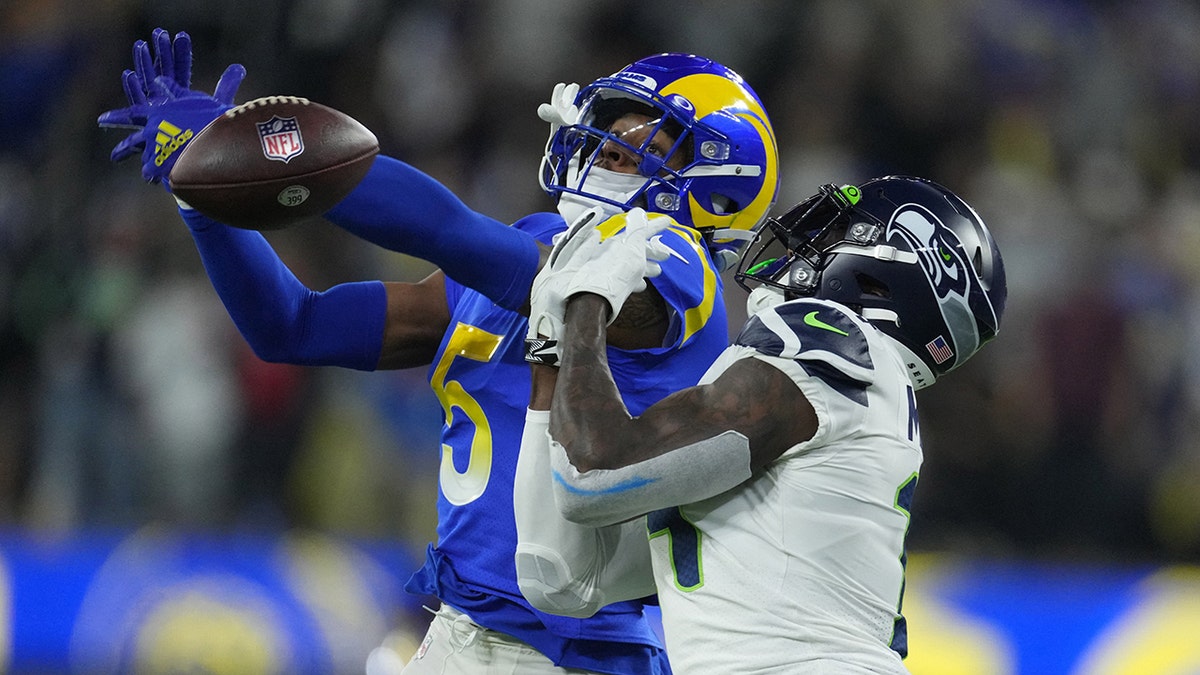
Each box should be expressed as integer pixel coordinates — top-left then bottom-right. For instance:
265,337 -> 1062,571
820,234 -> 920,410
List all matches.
101,27 -> 195,164
97,28 -> 246,187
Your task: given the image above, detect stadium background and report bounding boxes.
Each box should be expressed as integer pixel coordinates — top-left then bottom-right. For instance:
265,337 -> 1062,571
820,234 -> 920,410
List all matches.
3,0 -> 1200,672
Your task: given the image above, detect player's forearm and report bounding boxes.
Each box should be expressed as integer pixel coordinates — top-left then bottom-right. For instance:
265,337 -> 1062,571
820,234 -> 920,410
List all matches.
181,209 -> 385,370
549,296 -> 752,526
550,294 -> 638,471
325,155 -> 540,310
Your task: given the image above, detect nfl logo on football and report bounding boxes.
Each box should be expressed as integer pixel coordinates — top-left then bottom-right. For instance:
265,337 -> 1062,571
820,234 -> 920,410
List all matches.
257,115 -> 305,163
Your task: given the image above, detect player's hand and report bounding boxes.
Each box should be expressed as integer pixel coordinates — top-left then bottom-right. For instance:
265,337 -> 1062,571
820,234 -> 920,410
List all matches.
537,82 -> 580,133
526,206 -> 604,365
97,28 -> 246,188
561,207 -> 673,320
526,207 -> 672,366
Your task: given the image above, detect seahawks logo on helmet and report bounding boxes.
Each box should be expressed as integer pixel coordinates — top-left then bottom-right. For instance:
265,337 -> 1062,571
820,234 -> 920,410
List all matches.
888,206 -> 968,297
885,205 -> 984,356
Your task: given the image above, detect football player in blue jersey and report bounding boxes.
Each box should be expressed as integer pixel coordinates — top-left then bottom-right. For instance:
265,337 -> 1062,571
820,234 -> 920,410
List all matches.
514,177 -> 1006,673
98,29 -> 778,674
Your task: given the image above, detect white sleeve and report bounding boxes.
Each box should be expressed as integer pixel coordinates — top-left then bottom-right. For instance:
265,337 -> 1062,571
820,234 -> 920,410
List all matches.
550,429 -> 752,527
513,408 -> 657,618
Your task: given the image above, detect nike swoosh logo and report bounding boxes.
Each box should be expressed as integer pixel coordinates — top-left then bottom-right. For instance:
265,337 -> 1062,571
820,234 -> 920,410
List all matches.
650,235 -> 689,264
804,310 -> 849,336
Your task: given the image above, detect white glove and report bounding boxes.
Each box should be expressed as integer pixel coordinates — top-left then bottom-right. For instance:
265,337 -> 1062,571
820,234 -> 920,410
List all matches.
527,206 -> 605,364
562,207 -> 674,320
526,207 -> 674,366
537,82 -> 581,133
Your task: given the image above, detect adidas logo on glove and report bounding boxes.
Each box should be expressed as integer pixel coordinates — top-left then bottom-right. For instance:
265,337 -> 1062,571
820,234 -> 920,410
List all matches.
154,121 -> 194,167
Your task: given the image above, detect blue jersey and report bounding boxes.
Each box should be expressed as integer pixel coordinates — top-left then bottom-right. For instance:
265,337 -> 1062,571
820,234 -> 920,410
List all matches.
405,211 -> 727,674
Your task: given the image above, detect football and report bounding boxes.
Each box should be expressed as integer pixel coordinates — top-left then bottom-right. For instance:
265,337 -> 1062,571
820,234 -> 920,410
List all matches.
170,96 -> 379,230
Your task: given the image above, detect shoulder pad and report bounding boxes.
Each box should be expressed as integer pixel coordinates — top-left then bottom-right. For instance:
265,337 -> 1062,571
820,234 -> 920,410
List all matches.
646,224 -> 723,347
734,298 -> 875,387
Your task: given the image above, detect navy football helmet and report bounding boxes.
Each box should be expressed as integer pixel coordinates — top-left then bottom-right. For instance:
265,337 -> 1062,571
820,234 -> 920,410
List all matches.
540,53 -> 779,270
735,176 -> 1006,389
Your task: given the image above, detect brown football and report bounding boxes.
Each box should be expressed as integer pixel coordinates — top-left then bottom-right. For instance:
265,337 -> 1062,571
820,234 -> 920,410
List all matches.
170,96 -> 379,230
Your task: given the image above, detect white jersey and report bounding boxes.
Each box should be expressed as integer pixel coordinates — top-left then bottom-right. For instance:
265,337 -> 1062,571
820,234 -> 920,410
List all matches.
649,297 -> 919,674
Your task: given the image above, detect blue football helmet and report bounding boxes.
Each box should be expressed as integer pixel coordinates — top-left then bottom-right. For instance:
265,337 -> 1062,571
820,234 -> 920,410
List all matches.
540,53 -> 780,270
735,176 -> 1007,389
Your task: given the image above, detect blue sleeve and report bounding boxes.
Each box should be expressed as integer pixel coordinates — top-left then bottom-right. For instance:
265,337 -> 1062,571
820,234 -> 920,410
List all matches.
324,154 -> 541,310
441,211 -> 566,317
181,208 -> 385,371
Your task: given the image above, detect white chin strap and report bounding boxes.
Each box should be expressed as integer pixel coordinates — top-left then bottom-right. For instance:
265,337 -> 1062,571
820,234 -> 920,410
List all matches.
835,243 -> 936,390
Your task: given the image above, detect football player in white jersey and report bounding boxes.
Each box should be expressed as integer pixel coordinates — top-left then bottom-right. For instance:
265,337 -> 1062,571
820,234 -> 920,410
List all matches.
514,176 -> 1006,673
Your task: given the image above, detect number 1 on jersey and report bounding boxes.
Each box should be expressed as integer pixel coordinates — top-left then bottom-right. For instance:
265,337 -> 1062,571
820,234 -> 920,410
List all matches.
647,507 -> 704,591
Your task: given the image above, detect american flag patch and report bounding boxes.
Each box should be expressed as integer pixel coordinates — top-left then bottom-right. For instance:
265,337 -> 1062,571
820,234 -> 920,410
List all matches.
926,335 -> 954,364
257,115 -> 304,162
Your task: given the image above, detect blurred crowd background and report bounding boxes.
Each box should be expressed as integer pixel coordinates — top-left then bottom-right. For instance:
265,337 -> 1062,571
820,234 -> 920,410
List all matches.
4,0 -> 1200,589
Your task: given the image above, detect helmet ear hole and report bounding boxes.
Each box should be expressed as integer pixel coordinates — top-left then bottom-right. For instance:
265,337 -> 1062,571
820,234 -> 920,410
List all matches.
856,272 -> 891,299
711,194 -> 739,215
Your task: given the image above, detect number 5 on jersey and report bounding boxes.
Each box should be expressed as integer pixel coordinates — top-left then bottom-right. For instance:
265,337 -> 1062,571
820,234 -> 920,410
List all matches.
431,322 -> 503,505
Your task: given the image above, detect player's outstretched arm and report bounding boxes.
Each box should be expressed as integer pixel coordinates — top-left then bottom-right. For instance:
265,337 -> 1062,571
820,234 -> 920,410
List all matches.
323,79 -> 589,311
179,208 -> 447,371
98,30 -> 449,370
98,30 -> 541,313
178,208 -> 385,369
325,156 -> 543,312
